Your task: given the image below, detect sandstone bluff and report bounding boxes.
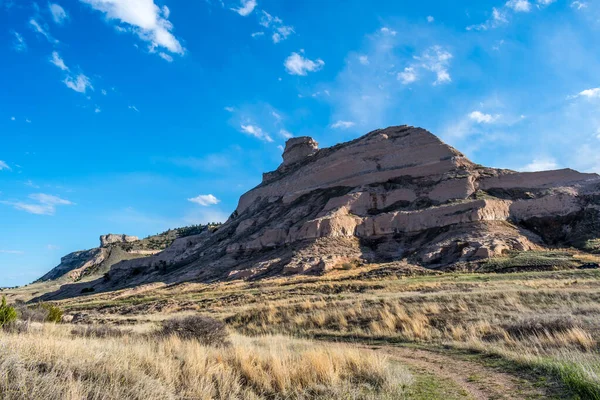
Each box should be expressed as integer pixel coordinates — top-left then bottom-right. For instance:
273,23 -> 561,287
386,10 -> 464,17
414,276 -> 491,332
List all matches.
38,126 -> 600,299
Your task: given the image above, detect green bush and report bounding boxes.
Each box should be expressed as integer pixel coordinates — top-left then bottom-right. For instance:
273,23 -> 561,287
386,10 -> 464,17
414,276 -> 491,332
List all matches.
42,303 -> 63,323
0,296 -> 17,327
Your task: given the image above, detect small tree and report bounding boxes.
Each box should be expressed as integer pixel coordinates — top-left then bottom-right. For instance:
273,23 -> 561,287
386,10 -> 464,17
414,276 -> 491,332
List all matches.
0,296 -> 17,327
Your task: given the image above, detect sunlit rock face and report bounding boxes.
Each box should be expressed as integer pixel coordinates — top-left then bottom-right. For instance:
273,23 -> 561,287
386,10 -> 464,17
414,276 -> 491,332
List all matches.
39,125 -> 600,300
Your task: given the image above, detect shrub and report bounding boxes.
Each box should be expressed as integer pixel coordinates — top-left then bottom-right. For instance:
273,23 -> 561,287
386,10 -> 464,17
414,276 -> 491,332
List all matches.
158,315 -> 230,346
42,304 -> 64,323
16,305 -> 47,322
0,296 -> 17,327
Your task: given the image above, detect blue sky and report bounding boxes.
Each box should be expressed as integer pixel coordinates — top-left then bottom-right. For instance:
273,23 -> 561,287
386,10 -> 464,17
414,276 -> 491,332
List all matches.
1,0 -> 599,286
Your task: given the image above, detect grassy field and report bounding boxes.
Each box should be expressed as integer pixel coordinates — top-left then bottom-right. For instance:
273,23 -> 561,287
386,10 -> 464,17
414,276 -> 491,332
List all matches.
4,257 -> 600,398
0,324 -> 412,399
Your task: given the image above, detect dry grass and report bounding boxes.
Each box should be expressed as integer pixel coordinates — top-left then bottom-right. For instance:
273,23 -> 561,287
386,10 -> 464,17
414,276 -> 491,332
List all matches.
6,265 -> 600,397
0,324 -> 412,400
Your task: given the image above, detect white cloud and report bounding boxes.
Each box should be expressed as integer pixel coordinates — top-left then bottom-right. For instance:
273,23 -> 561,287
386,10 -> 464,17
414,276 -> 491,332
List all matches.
259,10 -> 279,27
94,107 -> 101,113
0,161 -> 10,171
279,129 -> 293,139
251,31 -> 264,38
257,10 -> 293,43
272,25 -> 294,43
1,193 -> 75,215
188,194 -> 220,206
46,244 -> 60,250
469,111 -> 500,124
10,117 -> 15,121
358,55 -> 369,65
11,31 -> 26,52
101,89 -> 108,95
415,46 -> 453,85
49,3 -> 68,24
50,51 -> 69,71
427,15 -> 434,23
224,106 -> 235,112
129,105 -> 140,112
50,52 -> 93,95
573,88 -> 600,99
506,0 -> 532,12
467,7 -> 510,31
571,1 -> 588,10
64,74 -> 93,93
331,120 -> 355,129
380,27 -> 397,36
240,124 -> 273,142
537,0 -> 556,5
29,19 -> 57,43
520,157 -> 559,172
230,0 -> 256,16
80,0 -> 184,56
284,52 -> 324,76
398,67 -> 417,84
158,52 -> 173,62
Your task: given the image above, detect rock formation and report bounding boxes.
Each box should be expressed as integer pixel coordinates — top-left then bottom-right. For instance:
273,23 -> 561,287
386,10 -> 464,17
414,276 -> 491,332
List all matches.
100,234 -> 139,247
37,126 -> 600,300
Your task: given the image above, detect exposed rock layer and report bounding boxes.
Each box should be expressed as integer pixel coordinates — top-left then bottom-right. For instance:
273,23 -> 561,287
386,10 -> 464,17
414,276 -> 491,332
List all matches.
37,126 -> 600,300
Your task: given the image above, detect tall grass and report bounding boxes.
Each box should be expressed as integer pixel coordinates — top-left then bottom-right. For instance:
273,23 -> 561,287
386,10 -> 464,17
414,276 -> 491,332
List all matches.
0,324 -> 412,400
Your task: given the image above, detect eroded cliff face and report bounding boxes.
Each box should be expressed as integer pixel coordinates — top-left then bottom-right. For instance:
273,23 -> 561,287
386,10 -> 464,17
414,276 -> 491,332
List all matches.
38,125 -> 600,300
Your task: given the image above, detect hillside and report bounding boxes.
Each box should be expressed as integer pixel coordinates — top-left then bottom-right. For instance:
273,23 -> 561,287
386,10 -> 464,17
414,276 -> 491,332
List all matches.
35,125 -> 600,300
35,225 -> 220,284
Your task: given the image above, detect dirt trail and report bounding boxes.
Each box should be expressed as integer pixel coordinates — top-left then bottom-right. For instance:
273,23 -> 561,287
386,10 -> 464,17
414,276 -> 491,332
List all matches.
354,344 -> 567,399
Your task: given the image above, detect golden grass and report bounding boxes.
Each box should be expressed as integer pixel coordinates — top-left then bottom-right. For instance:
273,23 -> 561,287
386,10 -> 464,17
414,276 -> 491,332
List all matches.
0,324 -> 412,400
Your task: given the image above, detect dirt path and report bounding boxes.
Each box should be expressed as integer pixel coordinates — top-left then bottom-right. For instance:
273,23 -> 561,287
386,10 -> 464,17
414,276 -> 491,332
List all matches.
353,344 -> 567,399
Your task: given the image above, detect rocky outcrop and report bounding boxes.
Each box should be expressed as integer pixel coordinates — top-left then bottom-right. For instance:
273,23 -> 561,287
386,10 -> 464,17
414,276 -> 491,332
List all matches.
36,125 -> 600,300
100,234 -> 139,247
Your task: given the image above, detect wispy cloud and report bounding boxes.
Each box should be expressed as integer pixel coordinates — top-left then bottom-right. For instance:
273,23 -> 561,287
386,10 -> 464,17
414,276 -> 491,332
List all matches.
284,52 -> 324,76
0,161 -> 10,171
467,0 -> 556,30
49,3 -> 68,24
506,0 -> 532,13
331,120 -> 356,129
520,156 -> 559,172
29,18 -> 58,43
469,111 -> 501,124
11,31 -> 27,52
49,51 -> 93,94
241,124 -> 274,142
50,51 -> 69,71
188,194 -> 220,206
1,193 -> 75,215
80,0 -> 184,57
0,250 -> 24,255
230,0 -> 257,16
64,74 -> 93,93
570,88 -> 600,99
571,1 -> 588,10
399,46 -> 453,85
